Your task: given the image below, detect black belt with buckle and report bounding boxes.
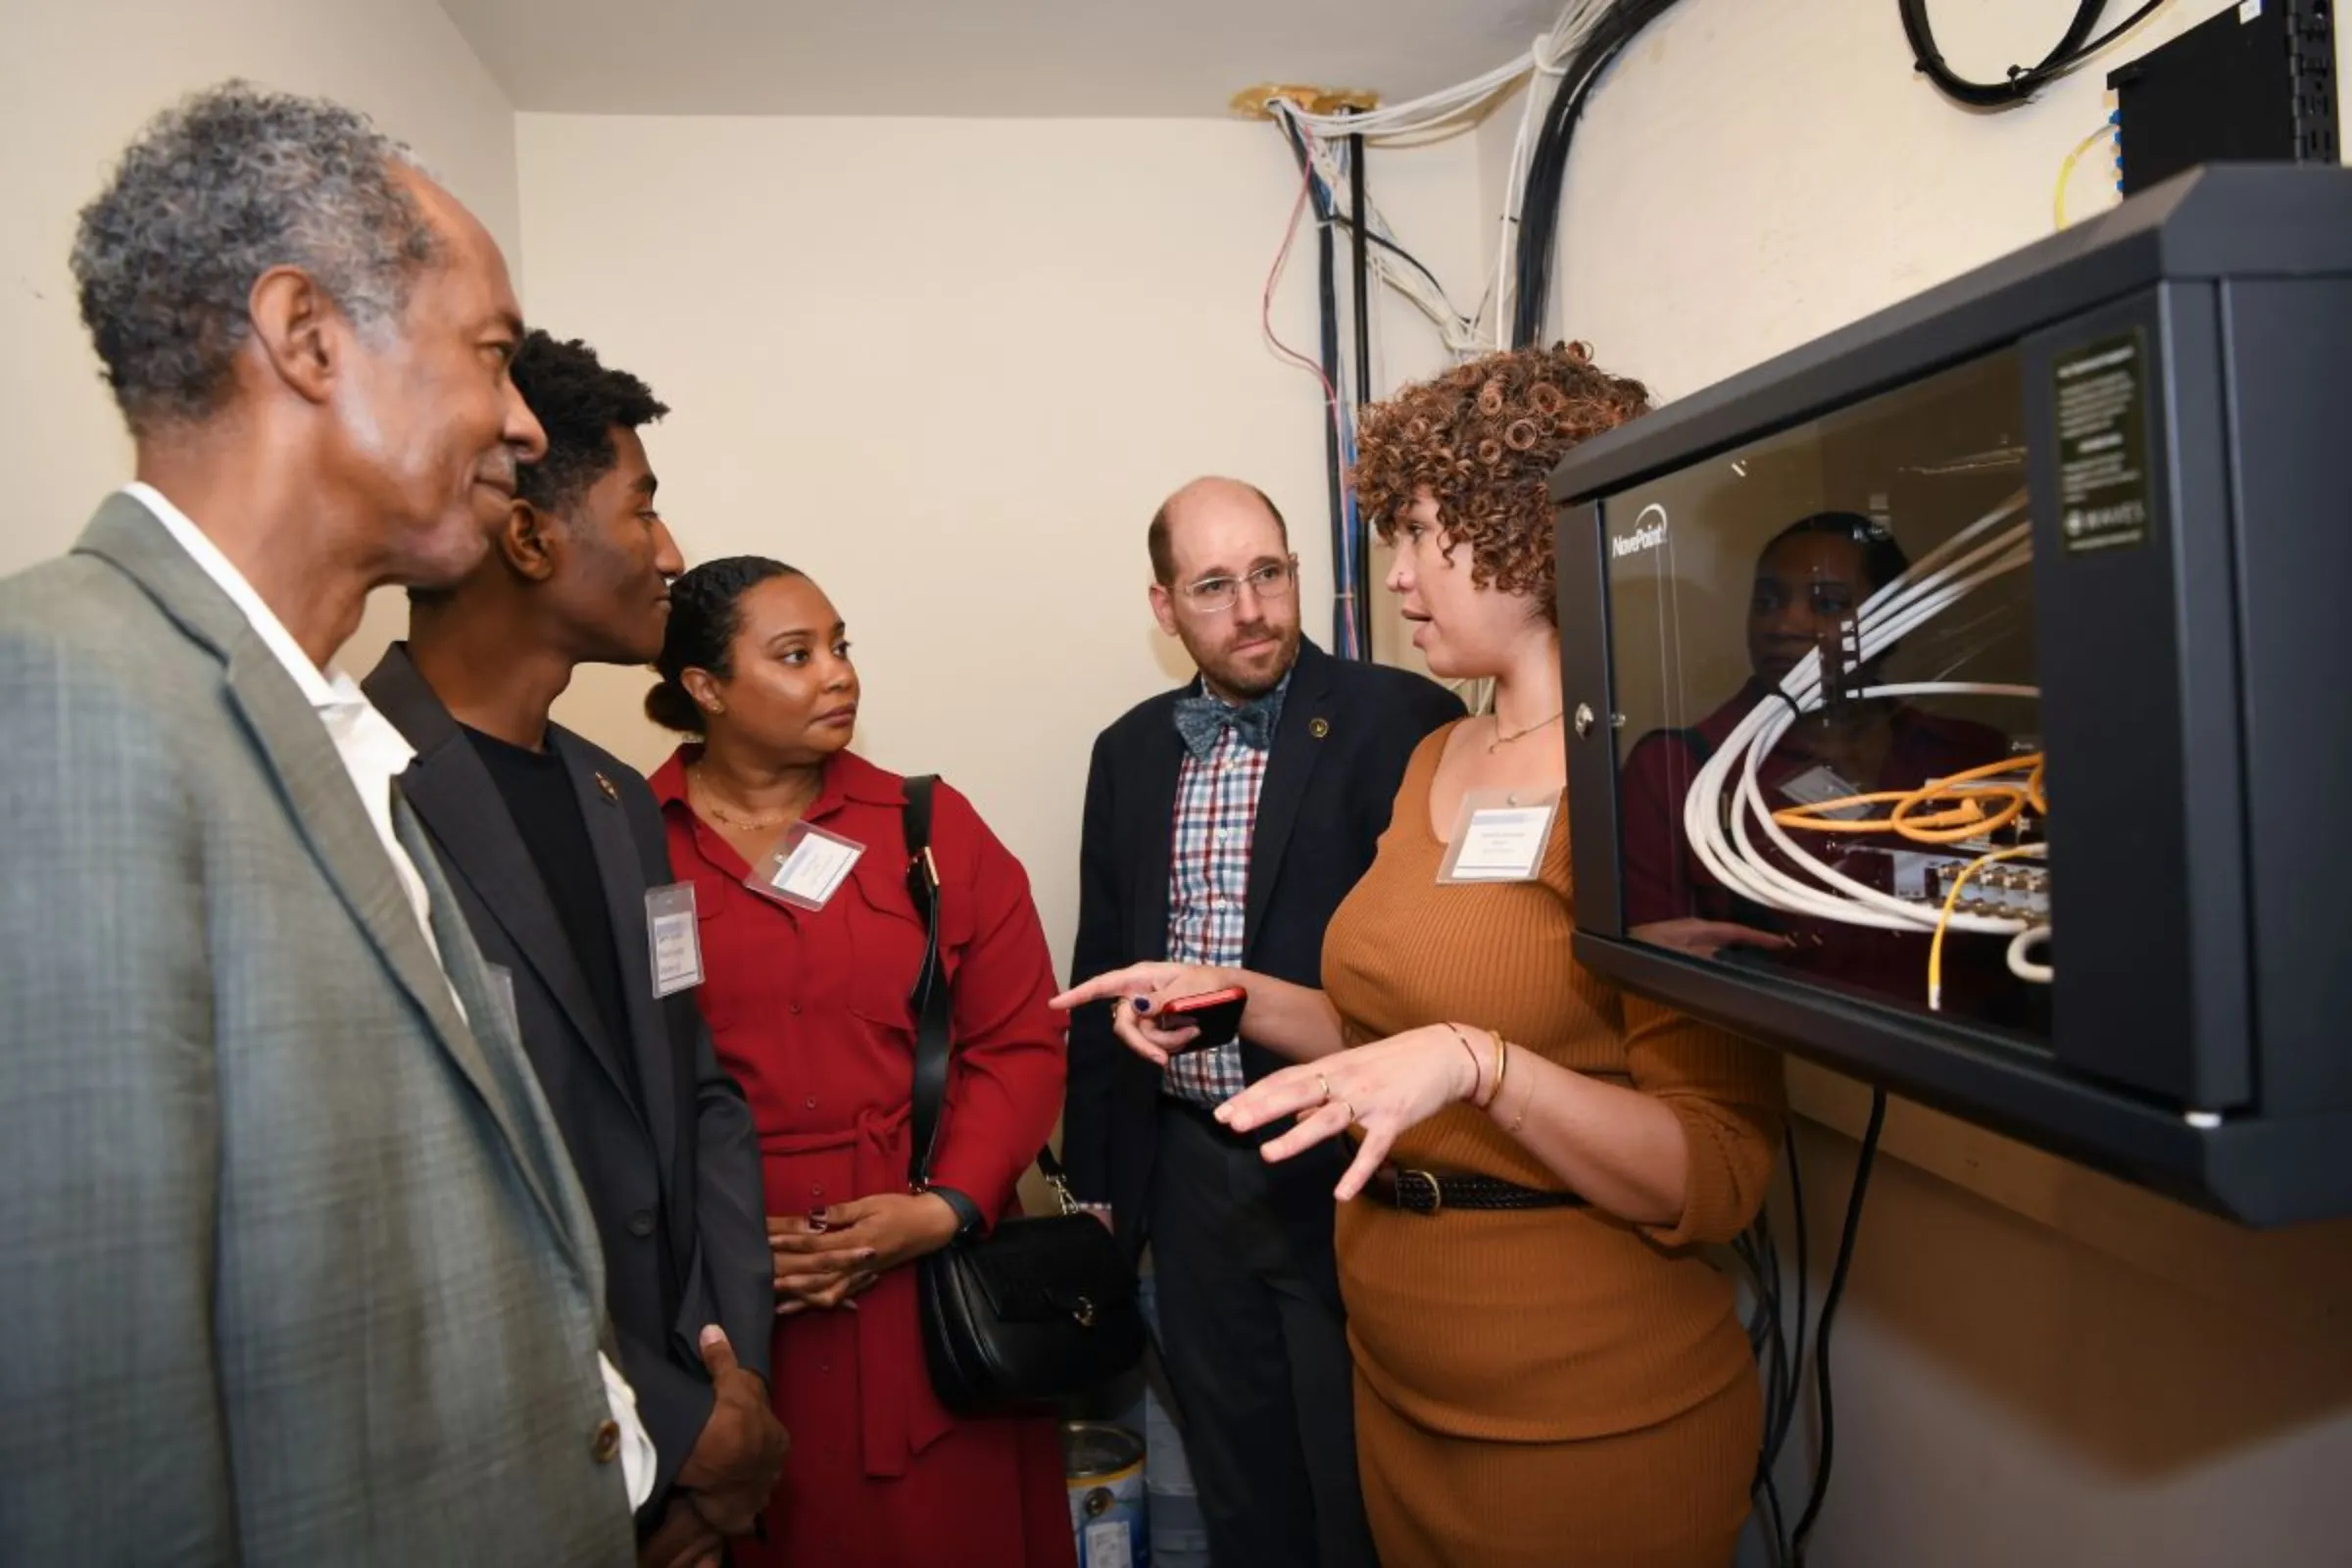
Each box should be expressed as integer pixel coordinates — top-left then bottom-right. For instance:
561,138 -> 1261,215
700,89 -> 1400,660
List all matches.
1364,1167 -> 1587,1215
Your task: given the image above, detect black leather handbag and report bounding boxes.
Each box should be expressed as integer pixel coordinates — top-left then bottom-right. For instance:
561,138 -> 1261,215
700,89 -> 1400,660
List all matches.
901,776 -> 1145,1417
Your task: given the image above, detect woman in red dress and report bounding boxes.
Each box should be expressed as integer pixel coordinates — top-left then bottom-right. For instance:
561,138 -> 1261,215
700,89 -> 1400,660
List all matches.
644,555 -> 1075,1568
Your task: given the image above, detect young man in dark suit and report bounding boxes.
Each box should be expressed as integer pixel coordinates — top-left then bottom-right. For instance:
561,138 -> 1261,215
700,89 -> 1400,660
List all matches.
1061,477 -> 1463,1566
364,333 -> 785,1568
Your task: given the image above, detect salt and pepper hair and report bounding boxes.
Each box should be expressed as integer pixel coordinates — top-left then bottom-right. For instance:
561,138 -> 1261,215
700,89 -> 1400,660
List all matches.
71,80 -> 442,435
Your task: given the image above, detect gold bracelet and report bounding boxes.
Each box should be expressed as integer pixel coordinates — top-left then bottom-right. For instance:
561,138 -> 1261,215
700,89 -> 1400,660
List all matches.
1487,1033 -> 1509,1111
1446,1024 -> 1485,1104
1507,1068 -> 1536,1136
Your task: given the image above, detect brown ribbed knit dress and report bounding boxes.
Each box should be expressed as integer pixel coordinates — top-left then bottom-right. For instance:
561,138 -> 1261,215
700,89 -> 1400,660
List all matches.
1322,724 -> 1786,1568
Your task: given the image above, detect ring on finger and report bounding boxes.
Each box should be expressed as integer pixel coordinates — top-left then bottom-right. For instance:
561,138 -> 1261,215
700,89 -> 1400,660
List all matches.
1316,1072 -> 1333,1104
1338,1099 -> 1357,1125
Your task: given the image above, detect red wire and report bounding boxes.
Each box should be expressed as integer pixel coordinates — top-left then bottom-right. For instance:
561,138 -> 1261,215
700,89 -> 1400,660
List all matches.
1260,122 -> 1357,612
1262,130 -> 1340,406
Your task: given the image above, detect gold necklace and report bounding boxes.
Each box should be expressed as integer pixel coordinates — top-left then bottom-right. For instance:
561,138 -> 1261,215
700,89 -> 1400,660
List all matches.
1488,710 -> 1563,753
689,767 -> 808,831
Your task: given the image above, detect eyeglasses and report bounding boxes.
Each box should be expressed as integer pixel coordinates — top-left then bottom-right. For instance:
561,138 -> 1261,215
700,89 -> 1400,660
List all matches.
1178,558 -> 1299,612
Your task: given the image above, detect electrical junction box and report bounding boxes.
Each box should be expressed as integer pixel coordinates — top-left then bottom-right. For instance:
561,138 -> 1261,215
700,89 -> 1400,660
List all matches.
1549,165 -> 2352,1226
2110,0 -> 2336,196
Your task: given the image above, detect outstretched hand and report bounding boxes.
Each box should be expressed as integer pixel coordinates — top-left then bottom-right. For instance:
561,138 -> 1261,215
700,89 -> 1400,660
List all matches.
1215,1025 -> 1483,1200
1050,962 -> 1227,1067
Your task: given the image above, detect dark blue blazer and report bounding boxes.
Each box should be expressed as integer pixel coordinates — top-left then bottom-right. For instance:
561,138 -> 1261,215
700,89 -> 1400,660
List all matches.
1061,638 -> 1464,1303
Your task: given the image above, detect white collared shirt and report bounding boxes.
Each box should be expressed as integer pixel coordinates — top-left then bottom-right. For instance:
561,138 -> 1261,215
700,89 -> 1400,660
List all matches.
123,483 -> 657,1511
127,482 -> 440,952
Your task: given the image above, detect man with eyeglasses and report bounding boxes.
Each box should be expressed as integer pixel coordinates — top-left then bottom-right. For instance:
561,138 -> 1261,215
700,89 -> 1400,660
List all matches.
1063,475 -> 1461,1565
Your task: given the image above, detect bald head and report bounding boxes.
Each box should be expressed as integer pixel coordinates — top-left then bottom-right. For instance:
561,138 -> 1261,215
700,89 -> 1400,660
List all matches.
1146,475 -> 1302,702
1149,476 -> 1287,586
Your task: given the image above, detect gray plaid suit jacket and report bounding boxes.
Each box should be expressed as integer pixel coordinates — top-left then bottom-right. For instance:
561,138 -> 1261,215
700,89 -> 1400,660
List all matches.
0,494 -> 638,1565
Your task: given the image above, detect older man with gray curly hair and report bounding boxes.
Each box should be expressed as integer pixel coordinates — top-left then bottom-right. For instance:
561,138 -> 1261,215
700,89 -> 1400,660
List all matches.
0,81 -> 650,1566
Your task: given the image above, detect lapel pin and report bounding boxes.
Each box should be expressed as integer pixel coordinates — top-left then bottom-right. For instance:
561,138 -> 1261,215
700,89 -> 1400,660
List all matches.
1309,717 -> 1331,740
594,772 -> 619,804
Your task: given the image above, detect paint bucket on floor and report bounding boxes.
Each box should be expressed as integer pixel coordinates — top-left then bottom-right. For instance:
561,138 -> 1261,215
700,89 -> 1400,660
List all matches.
1142,1383 -> 1210,1566
1062,1420 -> 1149,1568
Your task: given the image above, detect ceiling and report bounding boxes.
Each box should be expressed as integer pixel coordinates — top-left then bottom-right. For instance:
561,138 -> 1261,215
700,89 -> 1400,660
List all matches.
437,0 -> 1561,118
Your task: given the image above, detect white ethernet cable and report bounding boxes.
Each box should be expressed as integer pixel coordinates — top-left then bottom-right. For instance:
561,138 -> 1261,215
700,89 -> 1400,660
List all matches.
1288,127 -> 1486,359
1677,492 -> 2046,937
1251,0 -> 1622,352
1491,1 -> 1617,346
2007,926 -> 2054,984
1272,0 -> 1617,142
1721,680 -> 2043,932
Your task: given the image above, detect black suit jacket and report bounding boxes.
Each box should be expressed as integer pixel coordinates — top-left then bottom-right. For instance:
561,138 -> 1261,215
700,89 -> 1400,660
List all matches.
1061,639 -> 1464,1300
364,645 -> 772,1512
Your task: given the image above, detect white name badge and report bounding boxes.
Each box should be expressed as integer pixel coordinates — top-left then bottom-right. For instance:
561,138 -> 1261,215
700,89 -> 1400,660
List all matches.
1778,763 -> 1872,821
646,883 -> 705,998
1437,788 -> 1562,885
756,822 -> 865,911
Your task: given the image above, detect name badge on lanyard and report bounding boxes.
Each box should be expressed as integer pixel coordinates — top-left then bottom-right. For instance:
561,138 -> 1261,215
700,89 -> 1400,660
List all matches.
646,882 -> 705,997
1436,788 -> 1562,885
752,821 -> 866,912
1778,763 -> 1871,821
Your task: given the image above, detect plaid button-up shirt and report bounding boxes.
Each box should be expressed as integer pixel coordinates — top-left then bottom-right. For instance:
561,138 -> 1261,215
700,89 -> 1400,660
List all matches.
1161,678 -> 1286,1105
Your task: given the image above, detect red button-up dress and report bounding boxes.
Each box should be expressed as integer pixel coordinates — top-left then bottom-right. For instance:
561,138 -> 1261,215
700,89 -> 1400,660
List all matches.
654,747 -> 1074,1568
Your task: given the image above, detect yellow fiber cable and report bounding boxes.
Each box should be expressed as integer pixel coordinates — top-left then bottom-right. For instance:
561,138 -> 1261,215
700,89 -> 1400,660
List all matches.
2055,122 -> 2117,230
1890,786 -> 2027,845
1772,753 -> 2046,844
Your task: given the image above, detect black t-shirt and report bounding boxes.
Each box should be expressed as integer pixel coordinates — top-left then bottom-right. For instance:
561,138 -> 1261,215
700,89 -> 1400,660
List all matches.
466,726 -> 640,1096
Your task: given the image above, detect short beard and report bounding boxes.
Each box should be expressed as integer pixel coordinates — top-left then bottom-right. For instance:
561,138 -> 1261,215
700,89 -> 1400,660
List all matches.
1197,621 -> 1298,701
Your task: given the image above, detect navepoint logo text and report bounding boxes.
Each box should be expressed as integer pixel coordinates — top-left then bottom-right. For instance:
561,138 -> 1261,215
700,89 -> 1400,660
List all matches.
1611,505 -> 1669,559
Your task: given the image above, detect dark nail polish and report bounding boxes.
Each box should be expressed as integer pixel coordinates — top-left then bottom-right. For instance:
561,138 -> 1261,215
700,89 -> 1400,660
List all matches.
1131,997 -> 1151,1013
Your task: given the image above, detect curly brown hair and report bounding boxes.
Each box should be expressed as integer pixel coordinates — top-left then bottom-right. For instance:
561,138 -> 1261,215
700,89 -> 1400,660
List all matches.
1353,342 -> 1650,622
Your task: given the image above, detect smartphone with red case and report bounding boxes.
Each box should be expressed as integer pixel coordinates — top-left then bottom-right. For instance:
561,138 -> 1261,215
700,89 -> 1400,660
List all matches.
1158,986 -> 1248,1054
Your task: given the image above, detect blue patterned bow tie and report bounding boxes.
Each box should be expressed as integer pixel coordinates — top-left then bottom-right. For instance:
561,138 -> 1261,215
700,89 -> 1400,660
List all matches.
1174,693 -> 1276,760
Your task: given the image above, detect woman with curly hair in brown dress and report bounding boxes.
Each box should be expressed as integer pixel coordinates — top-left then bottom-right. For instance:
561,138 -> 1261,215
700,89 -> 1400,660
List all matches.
1057,343 -> 1786,1567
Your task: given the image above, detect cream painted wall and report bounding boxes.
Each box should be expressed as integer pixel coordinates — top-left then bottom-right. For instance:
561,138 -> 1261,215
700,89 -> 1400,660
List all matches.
1,0 -> 520,596
512,113 -> 1485,974
1545,0 -> 2347,397
1500,3 -> 2352,1564
16,4 -> 2347,1555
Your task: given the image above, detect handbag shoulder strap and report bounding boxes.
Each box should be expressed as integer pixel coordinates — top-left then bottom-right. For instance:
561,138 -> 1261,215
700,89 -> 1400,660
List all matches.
899,775 -> 1073,1200
903,776 -> 952,1192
